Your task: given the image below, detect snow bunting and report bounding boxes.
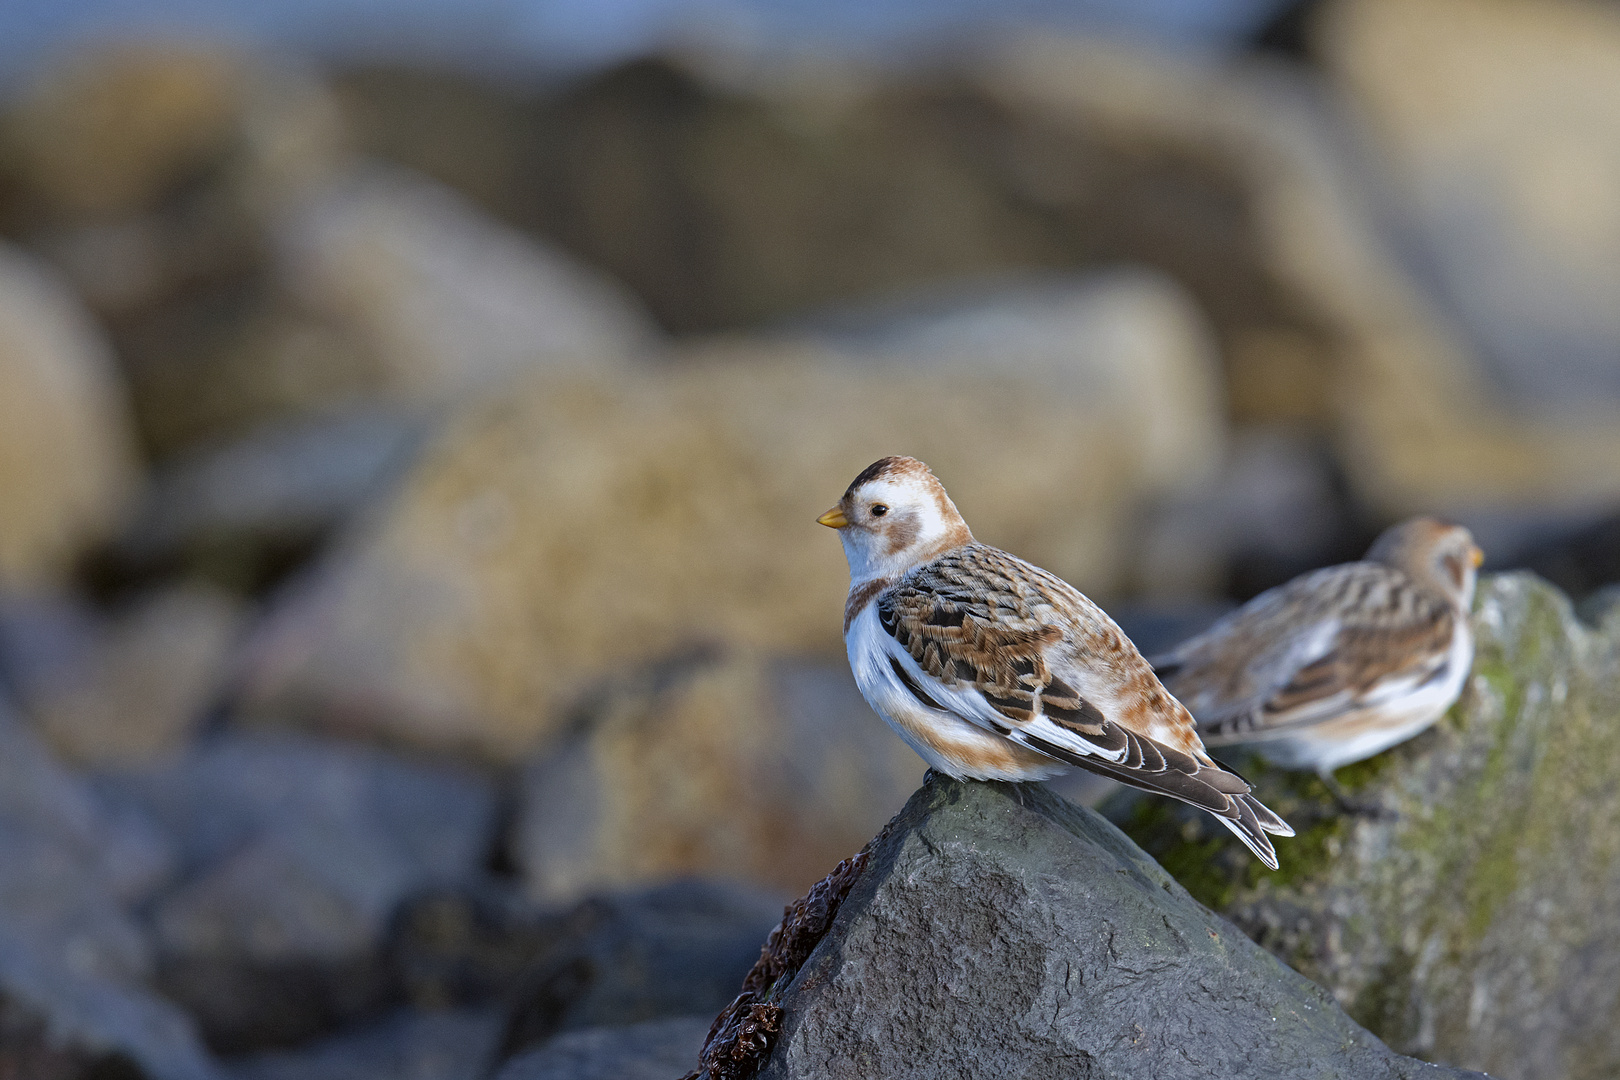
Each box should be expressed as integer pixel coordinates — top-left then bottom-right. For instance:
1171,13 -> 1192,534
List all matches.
818,456 -> 1293,869
1152,517 -> 1482,792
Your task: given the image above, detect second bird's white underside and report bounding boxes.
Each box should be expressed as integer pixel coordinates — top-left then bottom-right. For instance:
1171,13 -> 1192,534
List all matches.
1239,619 -> 1475,775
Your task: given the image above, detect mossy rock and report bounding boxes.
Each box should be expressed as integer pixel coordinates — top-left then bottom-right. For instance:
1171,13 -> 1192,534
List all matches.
750,774 -> 1485,1080
1107,572 -> 1620,1080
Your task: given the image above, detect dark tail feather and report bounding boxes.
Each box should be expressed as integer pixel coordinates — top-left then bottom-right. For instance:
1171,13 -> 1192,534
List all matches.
1022,737 -> 1292,870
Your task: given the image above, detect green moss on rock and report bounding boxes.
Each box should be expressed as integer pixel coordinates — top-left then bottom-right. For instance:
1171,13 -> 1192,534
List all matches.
1107,573 -> 1620,1080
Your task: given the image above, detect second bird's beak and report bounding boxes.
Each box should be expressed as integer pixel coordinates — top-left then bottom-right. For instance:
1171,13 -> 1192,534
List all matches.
817,506 -> 849,529
1471,546 -> 1485,568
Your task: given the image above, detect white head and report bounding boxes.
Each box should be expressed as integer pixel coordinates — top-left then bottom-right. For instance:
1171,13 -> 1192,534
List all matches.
818,456 -> 974,584
1365,516 -> 1484,609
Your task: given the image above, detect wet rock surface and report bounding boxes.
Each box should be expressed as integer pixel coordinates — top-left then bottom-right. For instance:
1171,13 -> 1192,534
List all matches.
741,774 -> 1485,1080
1114,573 -> 1617,1080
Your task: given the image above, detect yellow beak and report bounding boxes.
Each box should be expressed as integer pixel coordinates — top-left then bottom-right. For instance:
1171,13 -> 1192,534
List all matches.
1471,546 -> 1485,568
817,506 -> 849,529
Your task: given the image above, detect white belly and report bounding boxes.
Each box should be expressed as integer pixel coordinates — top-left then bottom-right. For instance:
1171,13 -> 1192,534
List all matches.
845,602 -> 1065,782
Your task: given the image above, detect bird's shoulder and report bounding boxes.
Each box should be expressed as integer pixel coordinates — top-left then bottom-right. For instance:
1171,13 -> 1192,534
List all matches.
884,542 -> 1099,632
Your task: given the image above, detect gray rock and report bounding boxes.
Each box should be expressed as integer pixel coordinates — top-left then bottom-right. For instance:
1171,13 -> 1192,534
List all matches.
227,1008 -> 501,1080
117,406 -> 429,585
0,693 -> 173,984
103,732 -> 499,913
0,586 -> 245,767
0,927 -> 220,1080
0,697 -> 213,1080
1112,573 -> 1620,1080
271,163 -> 659,398
98,732 -> 499,1050
392,881 -> 569,1010
498,880 -> 780,1064
746,774 -> 1486,1080
494,1016 -> 711,1080
148,838 -> 400,1053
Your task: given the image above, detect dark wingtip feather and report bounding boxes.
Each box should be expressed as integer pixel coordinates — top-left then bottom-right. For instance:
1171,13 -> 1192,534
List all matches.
1021,735 -> 1292,869
1249,795 -> 1295,837
1219,797 -> 1284,869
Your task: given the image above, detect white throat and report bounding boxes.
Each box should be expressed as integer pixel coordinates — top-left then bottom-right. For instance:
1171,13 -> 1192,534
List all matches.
835,484 -> 965,586
838,529 -> 911,585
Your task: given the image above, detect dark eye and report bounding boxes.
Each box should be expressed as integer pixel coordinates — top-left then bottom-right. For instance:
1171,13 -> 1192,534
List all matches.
871,504 -> 888,517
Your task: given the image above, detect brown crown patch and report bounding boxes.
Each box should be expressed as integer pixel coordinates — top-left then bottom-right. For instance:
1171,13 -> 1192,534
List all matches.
844,455 -> 934,498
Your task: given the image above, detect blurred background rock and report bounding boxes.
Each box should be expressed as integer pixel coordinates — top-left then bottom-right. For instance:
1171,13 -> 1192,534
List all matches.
0,0 -> 1619,1077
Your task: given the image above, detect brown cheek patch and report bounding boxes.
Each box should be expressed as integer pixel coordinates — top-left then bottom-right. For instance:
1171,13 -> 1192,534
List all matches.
1443,553 -> 1465,592
883,510 -> 921,555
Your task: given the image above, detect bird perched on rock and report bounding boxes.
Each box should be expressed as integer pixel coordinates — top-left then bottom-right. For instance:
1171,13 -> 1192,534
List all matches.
1151,517 -> 1482,798
819,456 -> 1293,868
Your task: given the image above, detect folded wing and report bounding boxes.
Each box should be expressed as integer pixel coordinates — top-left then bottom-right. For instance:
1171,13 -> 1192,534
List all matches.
876,549 -> 1293,868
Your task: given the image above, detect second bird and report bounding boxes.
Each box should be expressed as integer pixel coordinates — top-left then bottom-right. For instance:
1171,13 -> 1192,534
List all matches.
1153,517 -> 1483,797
